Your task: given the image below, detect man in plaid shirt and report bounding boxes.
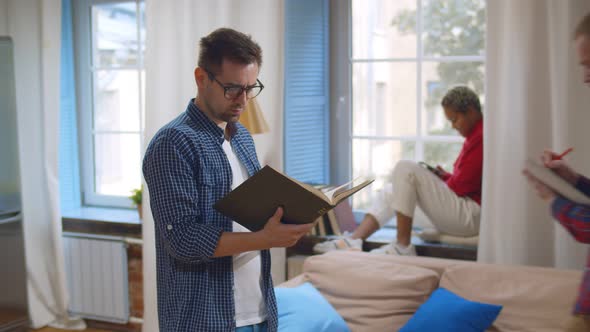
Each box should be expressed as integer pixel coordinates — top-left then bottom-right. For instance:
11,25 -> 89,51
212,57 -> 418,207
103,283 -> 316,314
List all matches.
143,28 -> 314,331
525,12 -> 590,331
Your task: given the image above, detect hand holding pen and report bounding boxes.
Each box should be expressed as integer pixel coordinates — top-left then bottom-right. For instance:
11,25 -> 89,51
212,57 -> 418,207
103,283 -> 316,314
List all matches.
542,148 -> 579,185
551,147 -> 573,161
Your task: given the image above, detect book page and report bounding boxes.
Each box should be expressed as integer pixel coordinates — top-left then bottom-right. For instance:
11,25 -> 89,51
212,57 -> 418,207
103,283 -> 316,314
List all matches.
322,178 -> 360,202
325,177 -> 375,205
525,159 -> 590,205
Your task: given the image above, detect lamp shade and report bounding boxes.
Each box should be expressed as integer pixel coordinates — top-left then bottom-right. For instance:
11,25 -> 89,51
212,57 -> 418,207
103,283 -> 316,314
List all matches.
240,98 -> 269,134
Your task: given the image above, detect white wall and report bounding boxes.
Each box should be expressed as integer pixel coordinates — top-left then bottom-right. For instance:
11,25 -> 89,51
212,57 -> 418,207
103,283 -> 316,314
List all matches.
0,1 -> 8,35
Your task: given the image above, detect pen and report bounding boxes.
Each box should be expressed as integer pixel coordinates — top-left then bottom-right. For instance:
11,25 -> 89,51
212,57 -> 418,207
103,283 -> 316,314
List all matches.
552,147 -> 573,160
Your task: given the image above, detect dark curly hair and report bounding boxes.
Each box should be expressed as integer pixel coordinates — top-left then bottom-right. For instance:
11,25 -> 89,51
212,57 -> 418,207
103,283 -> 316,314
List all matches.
441,86 -> 482,113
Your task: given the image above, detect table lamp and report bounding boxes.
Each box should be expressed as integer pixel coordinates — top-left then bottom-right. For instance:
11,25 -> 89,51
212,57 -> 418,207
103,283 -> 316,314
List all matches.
240,98 -> 269,134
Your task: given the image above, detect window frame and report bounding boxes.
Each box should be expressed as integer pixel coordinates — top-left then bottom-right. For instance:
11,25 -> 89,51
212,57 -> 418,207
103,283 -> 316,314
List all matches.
330,0 -> 485,215
73,0 -> 145,208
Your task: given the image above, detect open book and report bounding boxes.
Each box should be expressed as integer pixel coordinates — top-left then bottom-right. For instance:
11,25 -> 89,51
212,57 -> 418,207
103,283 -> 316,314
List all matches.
214,165 -> 374,232
525,159 -> 590,205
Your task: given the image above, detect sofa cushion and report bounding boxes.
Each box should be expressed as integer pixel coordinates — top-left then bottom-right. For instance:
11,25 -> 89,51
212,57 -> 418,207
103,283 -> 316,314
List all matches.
399,287 -> 502,332
440,263 -> 582,332
275,282 -> 350,332
277,273 -> 309,288
303,252 -> 440,332
319,251 -> 461,276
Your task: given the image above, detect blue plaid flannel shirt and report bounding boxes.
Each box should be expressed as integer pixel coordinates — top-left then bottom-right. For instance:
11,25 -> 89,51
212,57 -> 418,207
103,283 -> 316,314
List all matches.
552,175 -> 590,315
143,99 -> 278,331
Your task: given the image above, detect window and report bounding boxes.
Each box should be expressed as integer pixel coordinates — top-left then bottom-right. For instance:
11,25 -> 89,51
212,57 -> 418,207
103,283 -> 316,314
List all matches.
74,0 -> 145,208
349,0 -> 486,211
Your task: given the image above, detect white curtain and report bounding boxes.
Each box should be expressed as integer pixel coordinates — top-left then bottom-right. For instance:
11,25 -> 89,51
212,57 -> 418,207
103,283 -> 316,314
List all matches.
480,0 -> 590,269
0,0 -> 84,329
143,1 -> 285,331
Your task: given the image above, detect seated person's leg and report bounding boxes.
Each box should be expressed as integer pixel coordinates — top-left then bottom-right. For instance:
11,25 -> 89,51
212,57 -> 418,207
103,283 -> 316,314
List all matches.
314,159 -> 480,254
370,160 -> 423,255
312,213 -> 381,253
369,210 -> 418,255
373,160 -> 480,255
415,169 -> 480,239
350,213 -> 380,240
314,160 -> 422,254
313,179 -> 394,253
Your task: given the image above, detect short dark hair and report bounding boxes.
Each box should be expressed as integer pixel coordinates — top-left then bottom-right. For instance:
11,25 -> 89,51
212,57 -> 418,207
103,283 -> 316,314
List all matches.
198,28 -> 263,75
575,13 -> 590,39
441,86 -> 482,113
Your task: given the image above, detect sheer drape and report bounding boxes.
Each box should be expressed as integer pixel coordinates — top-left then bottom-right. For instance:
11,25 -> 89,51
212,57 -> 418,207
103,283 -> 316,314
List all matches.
480,0 -> 590,269
0,0 -> 84,329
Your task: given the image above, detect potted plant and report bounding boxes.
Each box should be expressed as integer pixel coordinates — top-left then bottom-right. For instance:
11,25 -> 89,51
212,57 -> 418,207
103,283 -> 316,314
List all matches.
130,185 -> 143,219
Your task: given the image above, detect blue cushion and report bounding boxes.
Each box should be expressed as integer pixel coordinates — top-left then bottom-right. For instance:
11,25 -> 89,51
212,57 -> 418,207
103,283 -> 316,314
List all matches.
399,287 -> 502,332
275,282 -> 350,332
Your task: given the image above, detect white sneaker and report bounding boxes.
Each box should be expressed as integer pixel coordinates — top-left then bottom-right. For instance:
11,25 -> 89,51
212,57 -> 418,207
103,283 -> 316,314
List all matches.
313,233 -> 363,254
370,243 -> 417,256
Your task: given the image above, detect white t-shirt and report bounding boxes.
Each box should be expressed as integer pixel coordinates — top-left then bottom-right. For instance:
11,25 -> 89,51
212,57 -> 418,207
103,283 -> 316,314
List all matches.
221,138 -> 267,327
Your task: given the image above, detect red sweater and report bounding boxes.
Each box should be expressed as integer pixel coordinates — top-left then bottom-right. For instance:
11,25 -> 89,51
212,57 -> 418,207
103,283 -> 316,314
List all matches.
440,119 -> 483,204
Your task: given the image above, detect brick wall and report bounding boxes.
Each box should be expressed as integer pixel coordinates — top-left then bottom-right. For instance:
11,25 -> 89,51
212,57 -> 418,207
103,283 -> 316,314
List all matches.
128,243 -> 143,319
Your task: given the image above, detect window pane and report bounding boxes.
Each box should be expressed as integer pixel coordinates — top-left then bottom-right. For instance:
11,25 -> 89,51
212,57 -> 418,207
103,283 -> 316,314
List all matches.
352,139 -> 415,210
421,0 -> 486,57
139,2 -> 146,64
424,141 -> 463,171
353,62 -> 417,136
352,0 -> 417,59
94,70 -> 140,132
421,61 -> 484,135
92,2 -> 139,67
94,133 -> 141,196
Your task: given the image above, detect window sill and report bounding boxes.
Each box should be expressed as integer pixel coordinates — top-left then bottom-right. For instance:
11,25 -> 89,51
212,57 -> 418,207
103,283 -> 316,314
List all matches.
62,206 -> 141,238
288,227 -> 477,261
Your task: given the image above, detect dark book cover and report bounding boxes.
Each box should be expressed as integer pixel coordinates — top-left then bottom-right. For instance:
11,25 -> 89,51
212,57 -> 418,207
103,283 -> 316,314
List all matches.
214,166 -> 373,232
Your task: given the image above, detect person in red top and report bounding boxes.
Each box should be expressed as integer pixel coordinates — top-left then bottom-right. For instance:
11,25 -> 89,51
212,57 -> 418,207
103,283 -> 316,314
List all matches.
315,86 -> 484,255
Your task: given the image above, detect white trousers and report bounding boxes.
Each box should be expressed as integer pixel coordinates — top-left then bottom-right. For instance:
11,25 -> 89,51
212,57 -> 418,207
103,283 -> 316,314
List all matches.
367,160 -> 480,237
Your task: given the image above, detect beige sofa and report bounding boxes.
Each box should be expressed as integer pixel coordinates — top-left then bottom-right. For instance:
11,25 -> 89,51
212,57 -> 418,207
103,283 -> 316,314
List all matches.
279,251 -> 582,332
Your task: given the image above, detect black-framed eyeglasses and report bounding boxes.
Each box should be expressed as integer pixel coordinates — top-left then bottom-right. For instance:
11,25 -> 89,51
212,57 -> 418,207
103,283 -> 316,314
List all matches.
205,70 -> 264,100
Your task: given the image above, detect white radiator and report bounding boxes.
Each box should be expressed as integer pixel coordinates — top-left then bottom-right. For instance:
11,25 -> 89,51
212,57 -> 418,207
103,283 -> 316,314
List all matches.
63,233 -> 129,323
